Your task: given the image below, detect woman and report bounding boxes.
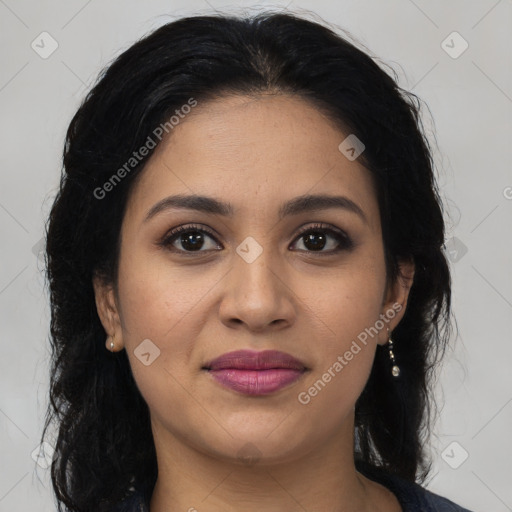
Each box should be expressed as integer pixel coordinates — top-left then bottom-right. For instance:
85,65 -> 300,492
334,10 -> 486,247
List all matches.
42,11 -> 474,512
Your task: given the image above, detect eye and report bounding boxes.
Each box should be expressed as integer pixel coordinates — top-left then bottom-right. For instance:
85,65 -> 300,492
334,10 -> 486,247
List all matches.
290,223 -> 353,254
160,222 -> 353,256
160,224 -> 221,254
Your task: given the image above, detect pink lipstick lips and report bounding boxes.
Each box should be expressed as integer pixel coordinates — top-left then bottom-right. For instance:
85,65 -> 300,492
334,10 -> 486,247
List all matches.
203,349 -> 308,396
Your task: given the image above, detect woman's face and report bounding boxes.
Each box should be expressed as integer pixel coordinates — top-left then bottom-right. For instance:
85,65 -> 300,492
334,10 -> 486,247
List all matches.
95,93 -> 411,465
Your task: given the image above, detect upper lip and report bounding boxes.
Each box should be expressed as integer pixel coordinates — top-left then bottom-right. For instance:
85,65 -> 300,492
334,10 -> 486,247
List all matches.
203,349 -> 308,371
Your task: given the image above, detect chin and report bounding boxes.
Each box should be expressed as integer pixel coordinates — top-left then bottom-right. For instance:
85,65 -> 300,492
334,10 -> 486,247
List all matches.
197,427 -> 311,467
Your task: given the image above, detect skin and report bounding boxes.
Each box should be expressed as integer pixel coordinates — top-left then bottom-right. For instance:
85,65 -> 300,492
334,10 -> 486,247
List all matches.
94,93 -> 414,512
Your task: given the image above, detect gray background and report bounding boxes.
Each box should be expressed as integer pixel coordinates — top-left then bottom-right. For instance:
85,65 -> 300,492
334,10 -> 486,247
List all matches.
0,0 -> 511,510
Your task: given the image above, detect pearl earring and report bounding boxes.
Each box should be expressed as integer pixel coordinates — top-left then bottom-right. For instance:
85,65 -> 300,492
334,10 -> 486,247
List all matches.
387,328 -> 400,378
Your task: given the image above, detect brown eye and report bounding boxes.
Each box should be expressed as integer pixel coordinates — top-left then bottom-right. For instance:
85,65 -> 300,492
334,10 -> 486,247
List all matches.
161,224 -> 221,254
291,223 -> 353,254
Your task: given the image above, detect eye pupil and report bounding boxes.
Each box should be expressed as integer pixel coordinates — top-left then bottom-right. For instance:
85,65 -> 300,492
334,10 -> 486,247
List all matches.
181,231 -> 204,251
303,232 -> 326,251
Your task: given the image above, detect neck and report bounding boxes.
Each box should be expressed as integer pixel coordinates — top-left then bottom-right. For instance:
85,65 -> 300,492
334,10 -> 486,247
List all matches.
148,413 -> 399,512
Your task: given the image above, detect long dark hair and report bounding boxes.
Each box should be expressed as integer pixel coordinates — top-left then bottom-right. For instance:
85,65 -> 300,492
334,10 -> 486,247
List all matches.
42,11 -> 451,511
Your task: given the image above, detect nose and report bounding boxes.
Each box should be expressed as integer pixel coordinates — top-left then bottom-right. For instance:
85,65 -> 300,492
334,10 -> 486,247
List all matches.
218,248 -> 296,333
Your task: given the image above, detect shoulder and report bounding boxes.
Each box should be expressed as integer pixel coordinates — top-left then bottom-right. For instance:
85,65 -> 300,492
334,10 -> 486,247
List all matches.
392,477 -> 475,512
359,464 -> 475,512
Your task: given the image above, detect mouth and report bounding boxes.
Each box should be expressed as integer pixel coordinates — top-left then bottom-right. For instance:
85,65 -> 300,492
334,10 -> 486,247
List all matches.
202,349 -> 309,396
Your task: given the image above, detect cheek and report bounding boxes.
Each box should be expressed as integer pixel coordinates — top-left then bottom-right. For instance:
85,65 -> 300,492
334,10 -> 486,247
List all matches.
295,289 -> 383,435
305,256 -> 387,340
115,253 -> 211,400
116,247 -> 213,342
296,256 -> 385,405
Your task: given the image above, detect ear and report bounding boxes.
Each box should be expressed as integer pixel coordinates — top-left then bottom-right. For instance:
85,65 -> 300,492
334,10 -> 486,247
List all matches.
92,273 -> 124,352
377,258 -> 415,346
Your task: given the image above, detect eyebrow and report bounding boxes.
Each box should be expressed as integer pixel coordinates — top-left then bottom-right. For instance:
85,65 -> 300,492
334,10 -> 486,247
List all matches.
144,193 -> 368,224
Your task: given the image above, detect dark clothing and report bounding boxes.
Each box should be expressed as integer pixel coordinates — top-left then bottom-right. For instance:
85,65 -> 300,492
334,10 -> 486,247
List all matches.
363,467 -> 474,511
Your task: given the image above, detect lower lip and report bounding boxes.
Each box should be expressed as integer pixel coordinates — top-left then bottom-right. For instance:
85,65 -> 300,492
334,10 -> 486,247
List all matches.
206,368 -> 306,395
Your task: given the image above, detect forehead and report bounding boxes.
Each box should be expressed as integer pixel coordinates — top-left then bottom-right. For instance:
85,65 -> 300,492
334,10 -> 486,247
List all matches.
124,94 -> 379,227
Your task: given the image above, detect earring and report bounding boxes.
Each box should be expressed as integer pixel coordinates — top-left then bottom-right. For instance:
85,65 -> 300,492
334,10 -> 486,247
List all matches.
109,333 -> 115,353
386,328 -> 400,378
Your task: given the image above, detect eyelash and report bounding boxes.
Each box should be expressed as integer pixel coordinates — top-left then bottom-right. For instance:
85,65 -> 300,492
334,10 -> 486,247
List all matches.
159,222 -> 353,257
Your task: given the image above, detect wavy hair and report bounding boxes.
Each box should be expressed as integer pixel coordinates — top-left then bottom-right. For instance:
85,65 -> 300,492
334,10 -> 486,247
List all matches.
41,11 -> 451,511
